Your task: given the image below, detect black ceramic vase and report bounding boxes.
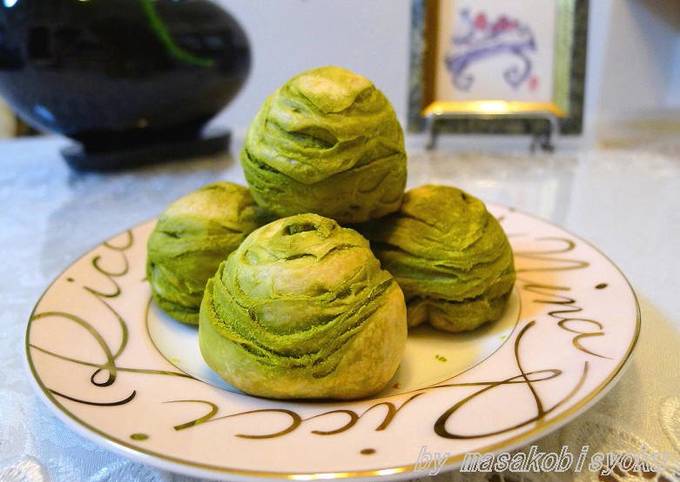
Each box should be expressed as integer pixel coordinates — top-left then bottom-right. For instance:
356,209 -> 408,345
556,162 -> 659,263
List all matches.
0,0 -> 250,170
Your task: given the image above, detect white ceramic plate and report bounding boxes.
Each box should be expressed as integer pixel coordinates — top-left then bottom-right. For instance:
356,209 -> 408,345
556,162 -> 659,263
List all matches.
26,205 -> 640,481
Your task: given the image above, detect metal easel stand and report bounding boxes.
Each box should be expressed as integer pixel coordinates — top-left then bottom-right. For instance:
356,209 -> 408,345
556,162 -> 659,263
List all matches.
425,111 -> 560,153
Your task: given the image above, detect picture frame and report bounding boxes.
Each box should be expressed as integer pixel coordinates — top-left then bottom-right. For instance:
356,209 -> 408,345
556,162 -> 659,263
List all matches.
0,97 -> 17,139
408,0 -> 588,138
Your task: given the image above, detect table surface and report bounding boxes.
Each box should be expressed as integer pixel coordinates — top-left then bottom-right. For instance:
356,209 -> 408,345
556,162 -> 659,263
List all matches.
1,134 -> 679,482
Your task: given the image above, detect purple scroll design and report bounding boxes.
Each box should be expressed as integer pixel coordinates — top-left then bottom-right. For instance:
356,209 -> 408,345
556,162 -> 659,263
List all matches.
445,9 -> 536,91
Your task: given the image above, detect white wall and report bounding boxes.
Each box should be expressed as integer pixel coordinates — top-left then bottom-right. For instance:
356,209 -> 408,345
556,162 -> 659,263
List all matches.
210,0 -> 411,133
210,0 -> 679,136
586,0 -> 680,129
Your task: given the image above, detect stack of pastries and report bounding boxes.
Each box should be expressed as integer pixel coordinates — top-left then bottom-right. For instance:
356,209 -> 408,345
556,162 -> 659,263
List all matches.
147,66 -> 515,400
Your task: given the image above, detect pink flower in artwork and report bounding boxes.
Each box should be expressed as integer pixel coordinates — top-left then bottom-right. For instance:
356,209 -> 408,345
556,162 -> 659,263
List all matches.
492,15 -> 514,34
529,75 -> 539,92
474,12 -> 487,30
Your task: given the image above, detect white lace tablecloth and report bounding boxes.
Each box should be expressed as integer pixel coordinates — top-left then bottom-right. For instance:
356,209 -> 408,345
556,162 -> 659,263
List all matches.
1,135 -> 678,482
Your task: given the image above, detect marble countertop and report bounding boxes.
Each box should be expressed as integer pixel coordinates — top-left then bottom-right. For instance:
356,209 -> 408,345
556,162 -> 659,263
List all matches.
1,134 -> 679,481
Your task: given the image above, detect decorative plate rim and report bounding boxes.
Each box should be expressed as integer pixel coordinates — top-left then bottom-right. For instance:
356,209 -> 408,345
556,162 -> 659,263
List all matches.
24,206 -> 641,481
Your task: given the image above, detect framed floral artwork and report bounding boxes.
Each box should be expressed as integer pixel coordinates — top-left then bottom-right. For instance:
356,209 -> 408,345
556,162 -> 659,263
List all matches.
408,0 -> 588,137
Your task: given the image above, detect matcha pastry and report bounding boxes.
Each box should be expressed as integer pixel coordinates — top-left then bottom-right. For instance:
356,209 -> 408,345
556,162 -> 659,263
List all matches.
241,66 -> 407,224
147,182 -> 268,324
199,213 -> 407,399
360,185 -> 515,333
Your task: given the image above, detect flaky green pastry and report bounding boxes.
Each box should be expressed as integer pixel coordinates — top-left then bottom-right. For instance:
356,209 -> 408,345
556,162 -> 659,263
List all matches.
199,213 -> 407,399
241,66 -> 407,224
360,185 -> 515,333
146,182 -> 268,324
